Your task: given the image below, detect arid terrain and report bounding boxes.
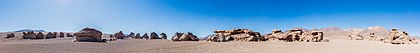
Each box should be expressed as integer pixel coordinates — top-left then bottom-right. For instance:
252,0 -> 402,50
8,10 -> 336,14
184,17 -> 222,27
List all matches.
1,35 -> 420,53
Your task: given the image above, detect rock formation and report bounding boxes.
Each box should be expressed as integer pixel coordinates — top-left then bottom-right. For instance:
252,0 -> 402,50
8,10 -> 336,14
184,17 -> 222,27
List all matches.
142,33 -> 149,39
66,33 -> 74,37
114,31 -> 124,39
134,33 -> 142,39
384,28 -> 418,44
127,32 -> 135,38
59,32 -> 65,38
4,33 -> 15,39
262,29 -> 287,42
73,28 -> 104,42
348,34 -> 364,40
207,29 -> 261,42
149,32 -> 160,39
160,33 -> 167,39
35,32 -> 44,39
22,31 -> 36,39
262,29 -> 327,42
172,32 -> 199,41
46,32 -> 56,39
53,32 -> 58,38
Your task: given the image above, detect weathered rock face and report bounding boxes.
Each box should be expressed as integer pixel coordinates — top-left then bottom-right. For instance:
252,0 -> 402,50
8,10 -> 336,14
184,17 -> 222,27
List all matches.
59,32 -> 65,38
5,33 -> 15,39
134,33 -> 142,39
383,28 -> 418,44
22,31 -> 36,39
66,33 -> 74,37
263,29 -> 327,42
114,31 -> 124,39
207,29 -> 261,42
172,32 -> 199,41
160,33 -> 167,39
35,32 -> 44,39
46,32 -> 56,39
142,33 -> 149,39
73,28 -> 104,42
348,34 -> 364,40
149,32 -> 160,39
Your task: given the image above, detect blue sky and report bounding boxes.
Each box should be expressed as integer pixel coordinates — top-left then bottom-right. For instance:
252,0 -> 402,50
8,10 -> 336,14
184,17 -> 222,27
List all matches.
0,0 -> 419,37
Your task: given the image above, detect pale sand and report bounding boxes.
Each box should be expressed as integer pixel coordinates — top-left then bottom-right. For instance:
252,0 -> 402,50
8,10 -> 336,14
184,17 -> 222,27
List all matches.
1,32 -> 420,53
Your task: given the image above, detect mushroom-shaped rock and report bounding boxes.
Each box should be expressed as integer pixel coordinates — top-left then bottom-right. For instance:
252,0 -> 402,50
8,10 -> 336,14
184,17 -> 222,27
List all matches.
149,32 -> 160,39
160,33 -> 167,39
73,28 -> 104,42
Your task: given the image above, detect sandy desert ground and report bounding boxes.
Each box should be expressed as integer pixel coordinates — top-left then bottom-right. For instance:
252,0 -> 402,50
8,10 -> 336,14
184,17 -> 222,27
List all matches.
1,32 -> 420,53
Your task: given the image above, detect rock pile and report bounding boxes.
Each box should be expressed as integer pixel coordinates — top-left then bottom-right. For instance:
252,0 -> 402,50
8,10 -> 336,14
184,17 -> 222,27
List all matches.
172,32 -> 199,41
160,33 -> 167,39
22,31 -> 36,39
73,28 -> 104,42
134,33 -> 142,39
348,34 -> 364,40
59,32 -> 65,38
4,33 -> 15,39
384,28 -> 418,44
46,32 -> 56,39
149,32 -> 160,39
66,33 -> 74,37
207,29 -> 261,42
263,29 -> 326,42
142,33 -> 149,39
114,31 -> 124,39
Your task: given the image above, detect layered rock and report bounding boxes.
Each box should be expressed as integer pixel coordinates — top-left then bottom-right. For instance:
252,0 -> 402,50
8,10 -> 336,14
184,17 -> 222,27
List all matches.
172,32 -> 199,41
114,31 -> 124,39
263,29 -> 327,42
207,29 -> 261,42
160,33 -> 167,39
73,28 -> 104,42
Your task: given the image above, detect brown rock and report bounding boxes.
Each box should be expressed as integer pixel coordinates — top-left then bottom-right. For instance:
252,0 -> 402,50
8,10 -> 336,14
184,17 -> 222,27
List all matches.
173,32 -> 199,41
66,33 -> 74,37
142,33 -> 149,39
73,28 -> 104,42
4,33 -> 15,39
46,32 -> 56,39
149,32 -> 160,39
134,33 -> 142,39
35,32 -> 44,39
59,32 -> 65,38
207,29 -> 261,42
114,31 -> 124,39
160,33 -> 167,39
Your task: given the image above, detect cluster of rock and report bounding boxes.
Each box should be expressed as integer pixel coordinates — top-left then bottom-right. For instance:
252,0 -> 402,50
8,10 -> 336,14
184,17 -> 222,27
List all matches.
20,31 -> 73,39
207,29 -> 261,42
383,28 -> 418,44
347,28 -> 418,44
73,28 -> 105,42
263,29 -> 327,42
206,28 -> 327,42
4,33 -> 15,39
112,31 -> 167,40
172,32 -> 199,41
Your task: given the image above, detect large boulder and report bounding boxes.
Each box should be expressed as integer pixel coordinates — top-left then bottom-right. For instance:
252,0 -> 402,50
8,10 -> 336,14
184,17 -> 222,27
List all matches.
149,32 -> 160,39
114,31 -> 124,39
35,32 -> 45,39
127,32 -> 135,38
172,32 -> 199,41
73,28 -> 104,42
59,32 -> 65,38
134,33 -> 142,39
142,33 -> 149,39
207,29 -> 261,42
66,33 -> 74,37
160,33 -> 167,39
46,32 -> 56,39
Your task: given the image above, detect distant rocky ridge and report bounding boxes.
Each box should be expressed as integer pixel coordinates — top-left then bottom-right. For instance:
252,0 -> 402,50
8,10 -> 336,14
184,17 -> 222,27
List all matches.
13,29 -> 46,32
